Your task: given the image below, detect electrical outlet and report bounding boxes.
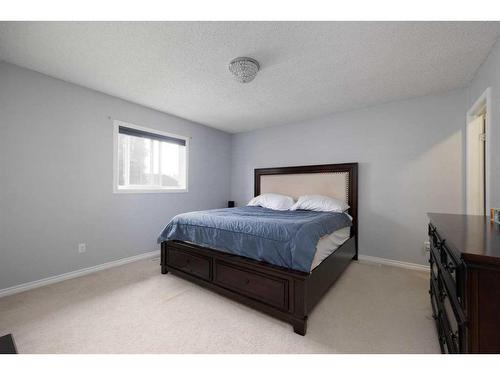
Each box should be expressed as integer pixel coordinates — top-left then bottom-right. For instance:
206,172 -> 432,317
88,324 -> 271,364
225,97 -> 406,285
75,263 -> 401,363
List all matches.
78,243 -> 87,253
423,240 -> 430,252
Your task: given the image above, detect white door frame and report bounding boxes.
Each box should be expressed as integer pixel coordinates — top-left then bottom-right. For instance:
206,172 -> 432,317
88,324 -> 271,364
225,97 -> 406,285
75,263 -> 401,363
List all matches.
466,87 -> 491,215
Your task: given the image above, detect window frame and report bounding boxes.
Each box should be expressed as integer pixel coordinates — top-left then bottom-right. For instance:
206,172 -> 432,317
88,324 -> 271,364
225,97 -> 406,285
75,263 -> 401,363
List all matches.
112,120 -> 189,194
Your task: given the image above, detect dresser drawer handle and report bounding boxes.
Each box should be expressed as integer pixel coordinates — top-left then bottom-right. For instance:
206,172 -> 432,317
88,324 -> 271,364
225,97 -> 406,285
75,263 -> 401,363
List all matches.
440,289 -> 447,301
445,262 -> 456,273
245,278 -> 250,285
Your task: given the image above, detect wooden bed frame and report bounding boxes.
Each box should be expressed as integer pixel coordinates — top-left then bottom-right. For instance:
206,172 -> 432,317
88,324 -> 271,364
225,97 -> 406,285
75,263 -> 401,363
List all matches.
160,163 -> 358,335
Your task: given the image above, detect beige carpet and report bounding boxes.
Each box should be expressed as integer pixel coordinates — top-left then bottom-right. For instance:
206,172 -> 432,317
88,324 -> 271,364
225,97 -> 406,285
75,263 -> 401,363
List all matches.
0,258 -> 440,353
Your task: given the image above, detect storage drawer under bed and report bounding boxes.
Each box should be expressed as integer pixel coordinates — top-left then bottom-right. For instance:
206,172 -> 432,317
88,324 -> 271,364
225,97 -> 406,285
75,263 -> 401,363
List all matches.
214,260 -> 289,310
166,246 -> 212,281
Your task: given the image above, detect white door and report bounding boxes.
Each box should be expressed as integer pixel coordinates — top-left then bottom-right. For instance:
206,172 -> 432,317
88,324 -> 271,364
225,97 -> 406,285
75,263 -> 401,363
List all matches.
466,114 -> 485,215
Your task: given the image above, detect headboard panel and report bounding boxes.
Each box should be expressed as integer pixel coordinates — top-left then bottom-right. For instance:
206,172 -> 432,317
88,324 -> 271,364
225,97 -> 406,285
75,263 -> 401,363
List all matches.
254,163 -> 358,238
259,172 -> 349,203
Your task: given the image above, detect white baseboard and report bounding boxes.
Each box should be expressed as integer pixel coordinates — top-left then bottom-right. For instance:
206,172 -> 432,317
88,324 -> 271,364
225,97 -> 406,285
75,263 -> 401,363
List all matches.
358,254 -> 429,272
0,250 -> 160,298
0,250 -> 427,298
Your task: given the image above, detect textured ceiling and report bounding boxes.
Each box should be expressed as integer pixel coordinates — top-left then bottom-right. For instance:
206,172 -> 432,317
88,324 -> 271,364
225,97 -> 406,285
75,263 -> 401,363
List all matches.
1,21 -> 499,133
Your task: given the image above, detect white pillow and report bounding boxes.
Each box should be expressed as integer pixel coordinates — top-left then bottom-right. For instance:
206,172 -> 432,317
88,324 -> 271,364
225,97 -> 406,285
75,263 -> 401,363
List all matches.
247,193 -> 295,211
290,195 -> 349,213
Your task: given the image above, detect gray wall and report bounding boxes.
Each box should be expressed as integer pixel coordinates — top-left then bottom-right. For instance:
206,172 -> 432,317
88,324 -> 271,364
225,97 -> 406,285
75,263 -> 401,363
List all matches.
0,62 -> 232,290
231,89 -> 467,266
468,38 -> 500,209
0,57 -> 480,290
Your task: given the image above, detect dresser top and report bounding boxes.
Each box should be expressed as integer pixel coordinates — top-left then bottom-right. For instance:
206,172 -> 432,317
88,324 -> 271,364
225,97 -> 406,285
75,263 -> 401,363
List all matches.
428,213 -> 500,265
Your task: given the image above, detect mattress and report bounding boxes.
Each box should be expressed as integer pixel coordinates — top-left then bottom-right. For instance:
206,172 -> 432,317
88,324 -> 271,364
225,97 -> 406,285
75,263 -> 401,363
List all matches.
158,206 -> 352,273
310,226 -> 351,270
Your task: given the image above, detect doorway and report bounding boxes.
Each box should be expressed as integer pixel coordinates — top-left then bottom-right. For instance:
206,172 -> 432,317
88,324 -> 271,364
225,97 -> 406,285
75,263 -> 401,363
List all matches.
466,88 -> 491,216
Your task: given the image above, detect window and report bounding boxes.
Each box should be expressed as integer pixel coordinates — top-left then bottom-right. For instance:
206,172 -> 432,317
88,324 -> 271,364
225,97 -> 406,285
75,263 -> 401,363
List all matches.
113,121 -> 188,193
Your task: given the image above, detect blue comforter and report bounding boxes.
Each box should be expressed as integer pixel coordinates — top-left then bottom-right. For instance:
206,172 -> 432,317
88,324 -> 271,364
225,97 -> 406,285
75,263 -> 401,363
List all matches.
158,206 -> 351,272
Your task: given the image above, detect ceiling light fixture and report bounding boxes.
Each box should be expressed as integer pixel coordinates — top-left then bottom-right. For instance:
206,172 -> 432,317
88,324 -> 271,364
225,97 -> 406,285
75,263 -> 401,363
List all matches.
228,57 -> 260,83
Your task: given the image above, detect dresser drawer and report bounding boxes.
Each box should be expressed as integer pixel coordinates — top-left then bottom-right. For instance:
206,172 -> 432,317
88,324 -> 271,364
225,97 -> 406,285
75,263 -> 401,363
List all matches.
214,261 -> 289,310
429,225 -> 461,293
440,242 -> 460,282
439,282 -> 461,353
430,278 -> 447,353
430,248 -> 439,281
430,246 -> 466,319
167,247 -> 211,281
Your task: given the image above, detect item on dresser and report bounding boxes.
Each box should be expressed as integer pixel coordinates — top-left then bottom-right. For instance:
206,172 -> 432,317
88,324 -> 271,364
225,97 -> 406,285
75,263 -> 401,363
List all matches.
428,213 -> 500,354
491,208 -> 500,224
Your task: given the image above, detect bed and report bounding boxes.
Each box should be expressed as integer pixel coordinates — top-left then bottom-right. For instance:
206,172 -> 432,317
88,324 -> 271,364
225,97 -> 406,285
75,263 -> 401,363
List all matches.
159,163 -> 358,335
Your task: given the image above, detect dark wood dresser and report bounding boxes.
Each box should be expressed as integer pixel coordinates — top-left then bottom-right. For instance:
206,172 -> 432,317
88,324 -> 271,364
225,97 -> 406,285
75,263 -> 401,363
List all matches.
428,213 -> 500,353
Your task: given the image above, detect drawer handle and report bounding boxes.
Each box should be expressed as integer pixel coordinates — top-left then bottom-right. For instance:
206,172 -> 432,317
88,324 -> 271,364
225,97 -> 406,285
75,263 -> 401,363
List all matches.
245,278 -> 250,285
440,289 -> 447,301
446,262 -> 456,273
442,260 -> 456,274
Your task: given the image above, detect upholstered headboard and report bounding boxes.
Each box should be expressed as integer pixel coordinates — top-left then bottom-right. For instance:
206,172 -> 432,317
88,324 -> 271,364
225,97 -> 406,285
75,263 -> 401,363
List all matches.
254,163 -> 358,237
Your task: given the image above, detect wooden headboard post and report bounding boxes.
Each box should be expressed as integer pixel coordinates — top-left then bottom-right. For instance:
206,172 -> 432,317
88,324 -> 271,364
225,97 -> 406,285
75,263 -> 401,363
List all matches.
254,163 -> 358,260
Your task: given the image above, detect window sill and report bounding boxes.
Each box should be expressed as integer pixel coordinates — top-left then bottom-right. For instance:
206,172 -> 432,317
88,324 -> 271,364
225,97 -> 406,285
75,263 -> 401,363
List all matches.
114,187 -> 188,194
